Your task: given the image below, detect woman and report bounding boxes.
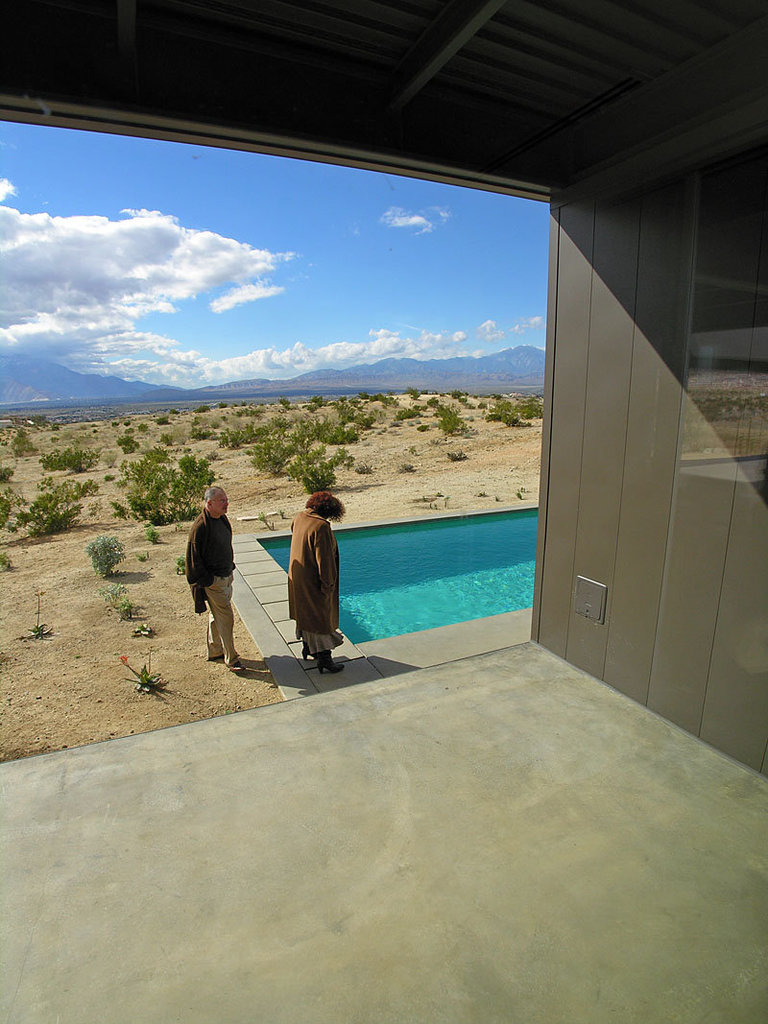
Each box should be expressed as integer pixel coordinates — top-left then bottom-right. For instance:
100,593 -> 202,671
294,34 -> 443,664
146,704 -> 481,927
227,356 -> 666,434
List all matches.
288,491 -> 346,674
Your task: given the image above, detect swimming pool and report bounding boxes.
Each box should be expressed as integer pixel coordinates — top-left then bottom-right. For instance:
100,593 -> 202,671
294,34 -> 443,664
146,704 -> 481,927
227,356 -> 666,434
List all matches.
260,508 -> 538,644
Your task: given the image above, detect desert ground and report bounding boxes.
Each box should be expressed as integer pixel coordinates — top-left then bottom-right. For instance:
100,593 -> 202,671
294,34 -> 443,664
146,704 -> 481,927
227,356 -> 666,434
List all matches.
0,392 -> 541,761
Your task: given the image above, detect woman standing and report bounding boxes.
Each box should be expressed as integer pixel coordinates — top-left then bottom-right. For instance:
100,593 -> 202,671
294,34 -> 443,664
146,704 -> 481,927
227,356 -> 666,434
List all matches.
288,491 -> 346,674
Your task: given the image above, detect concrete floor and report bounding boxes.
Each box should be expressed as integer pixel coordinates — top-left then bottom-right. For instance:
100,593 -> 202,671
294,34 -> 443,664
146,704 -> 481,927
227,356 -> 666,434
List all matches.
2,643 -> 767,1023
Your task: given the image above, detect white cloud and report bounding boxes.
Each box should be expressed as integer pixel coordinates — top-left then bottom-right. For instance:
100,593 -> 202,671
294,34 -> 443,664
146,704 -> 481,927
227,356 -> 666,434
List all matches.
510,315 -> 545,334
477,319 -> 505,342
210,282 -> 285,313
0,205 -> 293,369
87,327 -> 476,388
0,178 -> 17,203
380,206 -> 450,235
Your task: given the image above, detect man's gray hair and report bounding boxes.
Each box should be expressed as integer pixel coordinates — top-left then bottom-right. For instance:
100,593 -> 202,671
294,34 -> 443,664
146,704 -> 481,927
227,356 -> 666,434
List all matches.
204,486 -> 225,503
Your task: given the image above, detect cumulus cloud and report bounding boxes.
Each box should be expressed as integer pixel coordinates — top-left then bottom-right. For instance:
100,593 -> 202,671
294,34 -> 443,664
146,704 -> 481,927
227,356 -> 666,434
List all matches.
477,319 -> 505,342
91,327 -> 475,388
380,206 -> 450,234
0,178 -> 17,202
0,205 -> 293,371
510,315 -> 545,334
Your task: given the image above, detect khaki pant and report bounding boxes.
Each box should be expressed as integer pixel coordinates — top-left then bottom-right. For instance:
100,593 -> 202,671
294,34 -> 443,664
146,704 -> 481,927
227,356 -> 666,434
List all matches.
204,574 -> 238,666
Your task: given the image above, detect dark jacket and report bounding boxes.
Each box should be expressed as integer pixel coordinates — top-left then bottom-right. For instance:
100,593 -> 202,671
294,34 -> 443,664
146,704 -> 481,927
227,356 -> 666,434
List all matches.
287,509 -> 340,634
186,509 -> 234,613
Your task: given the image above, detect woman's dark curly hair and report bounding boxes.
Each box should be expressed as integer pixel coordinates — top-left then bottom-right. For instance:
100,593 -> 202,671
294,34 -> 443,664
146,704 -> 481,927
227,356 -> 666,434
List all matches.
306,491 -> 345,521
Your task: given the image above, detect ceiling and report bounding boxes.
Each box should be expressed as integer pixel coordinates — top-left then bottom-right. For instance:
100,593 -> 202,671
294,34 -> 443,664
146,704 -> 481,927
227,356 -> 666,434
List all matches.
3,1 -> 768,201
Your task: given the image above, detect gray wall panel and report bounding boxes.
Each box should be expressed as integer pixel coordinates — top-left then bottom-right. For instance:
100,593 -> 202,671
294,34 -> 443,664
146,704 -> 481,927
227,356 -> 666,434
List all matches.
603,184 -> 690,703
699,465 -> 768,770
536,201 -> 594,657
565,199 -> 640,679
532,211 -> 561,641
646,457 -> 734,735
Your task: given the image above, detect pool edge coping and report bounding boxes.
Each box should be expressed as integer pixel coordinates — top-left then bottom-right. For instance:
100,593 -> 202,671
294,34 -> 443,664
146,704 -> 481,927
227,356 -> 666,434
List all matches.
232,506 -> 537,700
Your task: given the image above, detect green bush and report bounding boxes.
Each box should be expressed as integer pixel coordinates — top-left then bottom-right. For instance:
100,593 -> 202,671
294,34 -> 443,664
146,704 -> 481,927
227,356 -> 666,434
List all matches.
517,396 -> 544,419
0,488 -> 14,530
137,423 -> 149,433
395,407 -> 421,421
113,448 -> 214,525
435,404 -> 465,435
250,434 -> 296,475
405,387 -> 420,398
0,464 -> 13,483
288,445 -> 350,493
11,429 -> 36,457
155,415 -> 170,425
485,400 -> 522,427
0,551 -> 10,571
145,524 -> 160,544
39,443 -> 99,473
86,535 -> 126,576
15,478 -> 99,536
194,404 -> 211,413
116,433 -> 139,454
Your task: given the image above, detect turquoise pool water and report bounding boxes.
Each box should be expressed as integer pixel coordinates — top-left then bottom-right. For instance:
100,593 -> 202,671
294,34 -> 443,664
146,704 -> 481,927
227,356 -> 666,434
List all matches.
260,508 -> 538,644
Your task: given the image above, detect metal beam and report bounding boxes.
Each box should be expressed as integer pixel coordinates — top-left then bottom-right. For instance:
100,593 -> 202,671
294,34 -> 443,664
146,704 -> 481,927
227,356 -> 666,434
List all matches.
388,0 -> 508,112
116,0 -> 136,59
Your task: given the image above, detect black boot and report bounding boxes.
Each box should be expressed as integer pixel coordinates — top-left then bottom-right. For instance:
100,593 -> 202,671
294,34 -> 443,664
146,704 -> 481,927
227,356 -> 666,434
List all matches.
301,642 -> 311,660
317,650 -> 343,674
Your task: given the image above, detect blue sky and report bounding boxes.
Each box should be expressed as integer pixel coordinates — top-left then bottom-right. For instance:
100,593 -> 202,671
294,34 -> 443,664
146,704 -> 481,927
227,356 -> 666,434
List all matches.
0,121 -> 548,387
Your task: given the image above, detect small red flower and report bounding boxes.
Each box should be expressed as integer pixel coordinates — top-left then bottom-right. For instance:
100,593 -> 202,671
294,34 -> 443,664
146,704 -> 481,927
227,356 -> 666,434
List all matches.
119,655 -> 129,664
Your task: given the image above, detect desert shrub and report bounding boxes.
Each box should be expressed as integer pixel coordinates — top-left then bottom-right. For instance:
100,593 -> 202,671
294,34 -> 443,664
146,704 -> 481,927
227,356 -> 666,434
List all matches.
137,423 -> 149,433
446,449 -> 468,461
194,404 -> 211,413
398,463 -> 416,473
485,399 -> 522,427
435,404 -> 465,435
117,433 -> 139,454
39,442 -> 99,473
15,477 -> 99,536
218,422 -> 266,448
355,462 -> 374,475
405,387 -> 420,398
517,396 -> 544,419
0,464 -> 13,483
155,415 -> 170,425
86,535 -> 126,576
190,425 -> 214,440
0,488 -> 15,530
0,551 -> 10,571
395,407 -> 421,421
307,395 -> 325,410
145,524 -> 160,544
250,433 -> 297,474
113,447 -> 214,525
288,445 -> 350,493
11,429 -> 36,457
278,397 -> 291,408
416,424 -> 430,432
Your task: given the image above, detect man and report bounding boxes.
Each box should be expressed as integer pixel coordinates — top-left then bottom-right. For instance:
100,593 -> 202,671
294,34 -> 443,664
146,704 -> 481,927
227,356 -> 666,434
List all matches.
185,486 -> 243,671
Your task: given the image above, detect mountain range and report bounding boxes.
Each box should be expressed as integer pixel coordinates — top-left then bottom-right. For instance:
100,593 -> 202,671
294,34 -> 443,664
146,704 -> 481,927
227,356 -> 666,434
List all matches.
0,347 -> 545,407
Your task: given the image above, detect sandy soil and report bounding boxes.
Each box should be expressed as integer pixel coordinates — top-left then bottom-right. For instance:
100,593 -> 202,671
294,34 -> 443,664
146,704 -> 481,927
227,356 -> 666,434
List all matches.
0,394 -> 541,760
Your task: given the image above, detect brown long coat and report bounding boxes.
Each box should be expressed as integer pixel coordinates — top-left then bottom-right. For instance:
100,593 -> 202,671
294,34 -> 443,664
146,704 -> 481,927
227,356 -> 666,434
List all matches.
287,509 -> 340,634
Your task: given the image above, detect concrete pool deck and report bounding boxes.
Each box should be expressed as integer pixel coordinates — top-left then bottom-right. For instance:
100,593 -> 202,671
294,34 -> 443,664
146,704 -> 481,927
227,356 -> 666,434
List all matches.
231,519 -> 534,699
3,643 -> 767,1023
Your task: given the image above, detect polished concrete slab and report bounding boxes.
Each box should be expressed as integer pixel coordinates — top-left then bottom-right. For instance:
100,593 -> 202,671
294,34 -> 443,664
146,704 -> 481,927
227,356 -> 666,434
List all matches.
2,643 -> 767,1024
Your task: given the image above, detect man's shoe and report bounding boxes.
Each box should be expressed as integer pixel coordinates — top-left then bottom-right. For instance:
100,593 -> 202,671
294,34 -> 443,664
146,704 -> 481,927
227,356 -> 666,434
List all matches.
227,660 -> 245,672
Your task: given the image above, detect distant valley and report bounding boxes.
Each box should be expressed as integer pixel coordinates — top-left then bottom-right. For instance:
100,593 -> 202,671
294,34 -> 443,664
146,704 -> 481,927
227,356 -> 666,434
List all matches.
0,347 -> 545,410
